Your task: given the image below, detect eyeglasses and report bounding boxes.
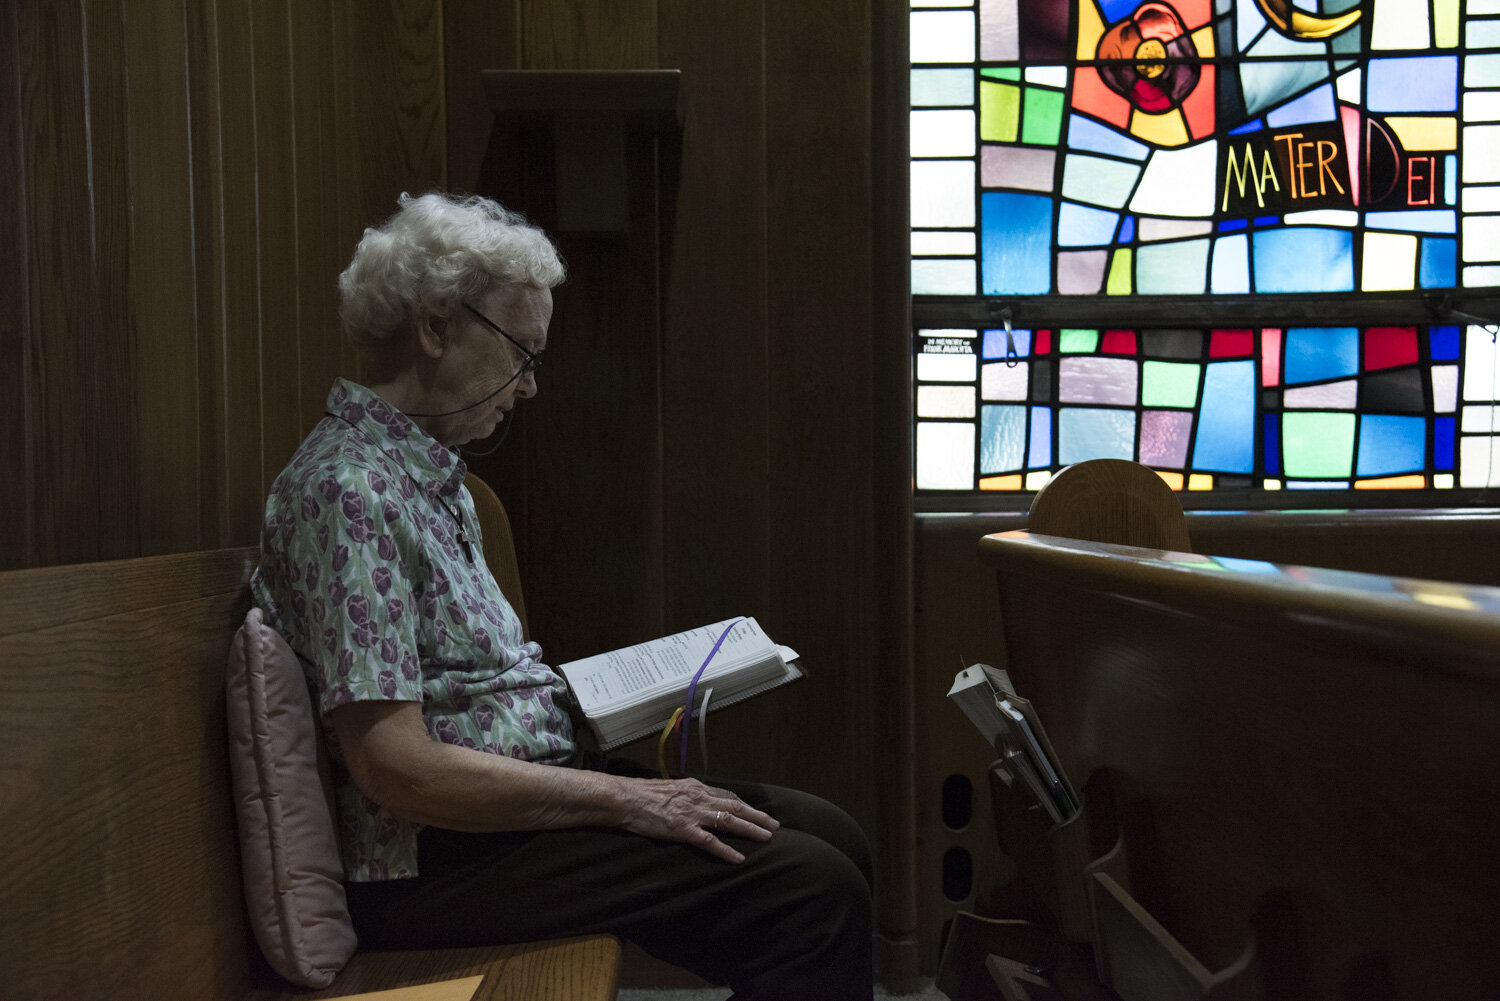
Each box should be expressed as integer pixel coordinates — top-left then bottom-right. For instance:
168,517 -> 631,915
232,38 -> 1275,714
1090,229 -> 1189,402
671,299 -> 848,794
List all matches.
463,302 -> 541,377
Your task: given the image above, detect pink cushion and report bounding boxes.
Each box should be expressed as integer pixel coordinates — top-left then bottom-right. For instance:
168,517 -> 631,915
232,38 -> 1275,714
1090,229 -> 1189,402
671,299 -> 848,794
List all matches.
226,607 -> 357,987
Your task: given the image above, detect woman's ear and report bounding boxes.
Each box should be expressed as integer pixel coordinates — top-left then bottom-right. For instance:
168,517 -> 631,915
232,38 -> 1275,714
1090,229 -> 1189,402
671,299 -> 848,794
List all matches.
414,312 -> 448,359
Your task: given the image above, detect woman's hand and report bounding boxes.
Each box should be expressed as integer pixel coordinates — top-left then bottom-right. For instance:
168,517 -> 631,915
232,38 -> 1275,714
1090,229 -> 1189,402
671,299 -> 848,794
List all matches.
612,776 -> 779,864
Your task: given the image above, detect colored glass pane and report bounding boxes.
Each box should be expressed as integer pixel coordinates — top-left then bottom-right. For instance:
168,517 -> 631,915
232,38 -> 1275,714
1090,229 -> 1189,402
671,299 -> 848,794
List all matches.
1034,329 -> 1053,354
982,193 -> 1052,293
1211,330 -> 1254,358
1285,328 -> 1359,384
1021,86 -> 1065,145
1362,369 -> 1426,412
1357,415 -> 1427,474
980,82 -> 1021,142
1059,356 -> 1138,404
982,327 -> 1031,358
1139,410 -> 1193,467
1142,361 -> 1201,408
911,69 -> 973,107
982,146 -> 1057,190
1193,361 -> 1256,473
1100,330 -> 1136,354
1285,380 -> 1358,409
981,405 -> 1027,472
1028,406 -> 1053,466
1364,327 -> 1420,369
1283,412 -> 1357,478
1059,407 -> 1136,463
1059,329 -> 1098,353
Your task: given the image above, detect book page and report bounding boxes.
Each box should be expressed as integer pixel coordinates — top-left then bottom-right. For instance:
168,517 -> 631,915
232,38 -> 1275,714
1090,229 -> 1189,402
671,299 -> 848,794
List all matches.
562,618 -> 776,714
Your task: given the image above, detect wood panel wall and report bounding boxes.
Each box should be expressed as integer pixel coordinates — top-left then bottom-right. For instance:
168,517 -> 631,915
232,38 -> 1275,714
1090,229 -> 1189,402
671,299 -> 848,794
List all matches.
3,0 -> 922,980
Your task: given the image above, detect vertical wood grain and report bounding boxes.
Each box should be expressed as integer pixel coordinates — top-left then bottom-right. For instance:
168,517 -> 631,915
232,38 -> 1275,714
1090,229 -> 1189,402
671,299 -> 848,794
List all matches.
125,0 -> 201,556
17,2 -> 105,566
519,0 -> 657,68
185,0 -> 230,550
657,1 -> 774,634
215,0 -> 269,548
442,0 -> 522,192
0,1 -> 35,567
251,0 -> 306,491
85,0 -> 139,562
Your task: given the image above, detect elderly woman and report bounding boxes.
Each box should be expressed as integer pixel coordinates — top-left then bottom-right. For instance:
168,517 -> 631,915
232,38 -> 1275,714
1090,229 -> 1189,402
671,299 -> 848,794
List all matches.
250,192 -> 873,999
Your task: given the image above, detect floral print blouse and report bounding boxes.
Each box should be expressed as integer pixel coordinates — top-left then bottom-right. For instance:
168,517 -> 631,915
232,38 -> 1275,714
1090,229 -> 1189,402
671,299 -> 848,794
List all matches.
251,377 -> 577,881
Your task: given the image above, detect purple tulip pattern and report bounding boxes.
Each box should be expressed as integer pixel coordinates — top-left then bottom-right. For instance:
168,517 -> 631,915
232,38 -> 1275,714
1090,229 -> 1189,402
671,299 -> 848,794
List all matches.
249,378 -> 576,881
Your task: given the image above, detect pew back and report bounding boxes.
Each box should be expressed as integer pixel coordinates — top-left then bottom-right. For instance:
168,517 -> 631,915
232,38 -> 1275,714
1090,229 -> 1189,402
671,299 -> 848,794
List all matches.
0,547 -> 259,1000
980,531 -> 1500,1001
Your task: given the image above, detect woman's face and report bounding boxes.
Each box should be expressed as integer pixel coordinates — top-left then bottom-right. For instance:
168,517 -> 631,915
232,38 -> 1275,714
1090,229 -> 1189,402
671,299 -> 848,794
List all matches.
425,284 -> 552,447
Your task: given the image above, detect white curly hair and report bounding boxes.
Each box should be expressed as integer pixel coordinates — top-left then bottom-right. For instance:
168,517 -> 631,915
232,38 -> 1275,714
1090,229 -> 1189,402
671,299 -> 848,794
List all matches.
338,191 -> 565,348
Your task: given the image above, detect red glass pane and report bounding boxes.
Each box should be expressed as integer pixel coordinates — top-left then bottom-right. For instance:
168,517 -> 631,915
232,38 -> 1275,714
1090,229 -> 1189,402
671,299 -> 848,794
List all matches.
1364,327 -> 1419,369
1210,329 -> 1255,357
1034,329 -> 1053,355
1101,330 -> 1137,353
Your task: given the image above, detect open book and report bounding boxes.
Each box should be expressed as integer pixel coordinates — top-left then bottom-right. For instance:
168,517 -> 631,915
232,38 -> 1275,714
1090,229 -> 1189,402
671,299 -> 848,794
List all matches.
558,617 -> 804,751
949,663 -> 1079,825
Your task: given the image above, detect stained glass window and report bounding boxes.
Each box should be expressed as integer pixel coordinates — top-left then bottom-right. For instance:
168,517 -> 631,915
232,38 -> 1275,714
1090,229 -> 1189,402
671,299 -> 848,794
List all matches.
910,0 -> 1500,501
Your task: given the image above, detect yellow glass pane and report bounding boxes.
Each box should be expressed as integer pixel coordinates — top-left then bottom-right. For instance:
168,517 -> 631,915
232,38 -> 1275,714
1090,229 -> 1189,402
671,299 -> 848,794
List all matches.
1384,116 -> 1457,151
1025,470 -> 1053,491
1191,26 -> 1215,59
1188,473 -> 1214,491
1355,474 -> 1427,489
1434,0 -> 1459,47
1077,0 -> 1106,60
979,474 -> 1024,490
1107,248 -> 1134,295
1130,108 -> 1191,148
981,81 -> 1020,143
1263,479 -> 1283,490
1155,470 -> 1185,491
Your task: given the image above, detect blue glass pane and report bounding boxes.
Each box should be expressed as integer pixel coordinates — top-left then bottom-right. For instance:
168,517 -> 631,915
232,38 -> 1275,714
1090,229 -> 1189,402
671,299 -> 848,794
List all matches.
1430,327 -> 1461,361
1098,0 -> 1142,22
1435,416 -> 1456,469
1118,216 -> 1136,243
1263,412 -> 1281,476
983,192 -> 1052,294
983,328 -> 1032,359
1356,415 -> 1426,476
1265,84 -> 1336,128
1253,229 -> 1355,293
1192,361 -> 1256,473
1365,211 -> 1457,235
1420,239 -> 1458,288
1058,203 -> 1120,246
1028,406 -> 1052,467
1285,328 -> 1359,384
1211,234 -> 1251,294
1065,115 -> 1148,160
1366,56 -> 1459,113
1059,408 -> 1136,464
981,405 -> 1027,473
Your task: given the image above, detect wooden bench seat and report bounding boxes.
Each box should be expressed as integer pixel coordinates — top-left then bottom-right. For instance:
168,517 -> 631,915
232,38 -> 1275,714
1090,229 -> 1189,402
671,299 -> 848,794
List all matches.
0,545 -> 619,1001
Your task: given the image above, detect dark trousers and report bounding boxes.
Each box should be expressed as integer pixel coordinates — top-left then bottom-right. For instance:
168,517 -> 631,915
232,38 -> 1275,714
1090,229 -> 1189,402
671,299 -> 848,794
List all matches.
344,758 -> 875,1001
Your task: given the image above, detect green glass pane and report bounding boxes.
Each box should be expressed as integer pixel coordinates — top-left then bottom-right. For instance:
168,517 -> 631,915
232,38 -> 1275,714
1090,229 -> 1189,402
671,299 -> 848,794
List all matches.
1021,87 -> 1064,146
980,81 -> 1020,143
1283,413 -> 1356,478
1106,248 -> 1133,295
980,67 -> 1022,82
1142,361 -> 1202,408
1060,329 -> 1099,353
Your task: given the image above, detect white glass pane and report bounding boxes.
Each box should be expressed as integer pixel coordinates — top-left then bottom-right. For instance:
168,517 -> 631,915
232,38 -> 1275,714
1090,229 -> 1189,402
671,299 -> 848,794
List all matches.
1464,186 -> 1500,212
1464,264 -> 1500,284
1361,232 -> 1419,290
912,258 -> 978,294
1466,53 -> 1500,87
1463,405 -> 1500,431
979,0 -> 1018,61
918,328 -> 979,339
1434,365 -> 1460,411
1335,67 -> 1363,104
1469,20 -> 1500,46
1061,154 -> 1141,208
911,69 -> 974,107
1138,218 -> 1213,242
981,361 -> 1029,400
1025,66 -> 1067,88
911,110 -> 975,157
1459,435 -> 1500,487
1462,91 -> 1500,121
917,351 -> 978,382
911,11 -> 976,63
1462,126 -> 1500,183
911,230 -> 977,255
912,0 -> 973,6
1461,214 -> 1500,261
911,160 -> 976,227
1285,210 -> 1361,227
1285,380 -> 1358,409
1471,1 -> 1500,15
917,422 -> 975,489
917,386 -> 977,418
1464,326 -> 1500,400
1371,0 -> 1431,50
1130,142 -> 1220,218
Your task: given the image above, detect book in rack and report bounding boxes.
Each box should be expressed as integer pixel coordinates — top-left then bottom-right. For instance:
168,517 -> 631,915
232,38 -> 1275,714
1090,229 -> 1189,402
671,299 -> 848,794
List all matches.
557,617 -> 804,751
948,663 -> 1079,826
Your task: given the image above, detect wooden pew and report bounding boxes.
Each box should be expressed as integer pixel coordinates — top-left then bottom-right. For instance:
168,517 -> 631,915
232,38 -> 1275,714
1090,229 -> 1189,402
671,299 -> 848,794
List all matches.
977,520 -> 1500,1000
0,543 -> 620,1001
